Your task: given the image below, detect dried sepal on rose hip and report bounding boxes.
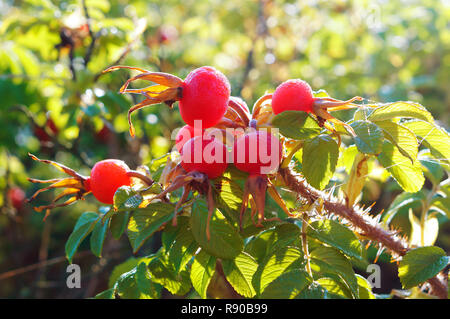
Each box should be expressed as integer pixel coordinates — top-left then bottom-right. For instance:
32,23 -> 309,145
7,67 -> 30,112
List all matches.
149,136 -> 229,240
270,79 -> 364,136
27,154 -> 153,218
102,65 -> 231,136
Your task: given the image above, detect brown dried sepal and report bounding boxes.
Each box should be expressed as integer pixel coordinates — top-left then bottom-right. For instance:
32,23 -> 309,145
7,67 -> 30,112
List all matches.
26,153 -> 90,219
102,65 -> 184,137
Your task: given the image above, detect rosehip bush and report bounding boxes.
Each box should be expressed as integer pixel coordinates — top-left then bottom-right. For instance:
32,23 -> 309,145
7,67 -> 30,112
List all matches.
26,65 -> 450,300
2,1 -> 450,301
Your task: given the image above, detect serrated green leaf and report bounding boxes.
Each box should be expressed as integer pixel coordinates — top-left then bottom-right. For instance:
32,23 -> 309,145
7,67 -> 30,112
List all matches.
113,186 -> 143,211
113,268 -> 155,299
296,282 -> 328,299
90,217 -> 109,257
167,217 -> 198,273
351,121 -> 384,155
245,223 -> 301,263
302,135 -> 339,190
374,120 -> 418,163
356,274 -> 375,299
127,202 -> 175,253
190,199 -> 243,260
252,246 -> 303,295
377,140 -> 425,192
259,270 -> 312,299
368,101 -> 435,123
135,262 -> 160,298
147,255 -> 191,296
94,288 -> 114,299
109,257 -> 141,288
382,191 -> 425,225
65,212 -> 99,263
317,277 -> 352,299
222,252 -> 258,298
307,219 -> 363,260
110,211 -> 130,239
402,120 -> 450,165
190,250 -> 216,299
398,246 -> 449,289
272,111 -> 321,140
213,177 -> 243,226
310,246 -> 358,298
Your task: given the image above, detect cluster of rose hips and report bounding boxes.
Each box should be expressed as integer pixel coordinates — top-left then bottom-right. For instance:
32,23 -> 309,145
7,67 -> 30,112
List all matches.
28,65 -> 361,237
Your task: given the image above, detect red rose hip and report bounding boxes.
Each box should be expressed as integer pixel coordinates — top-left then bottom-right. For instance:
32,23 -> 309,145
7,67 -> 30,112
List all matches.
233,130 -> 282,175
90,159 -> 132,204
271,79 -> 314,114
180,66 -> 231,128
180,136 -> 228,179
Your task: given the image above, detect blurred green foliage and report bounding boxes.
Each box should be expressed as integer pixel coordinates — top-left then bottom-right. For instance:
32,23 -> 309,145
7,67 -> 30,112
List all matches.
0,0 -> 448,298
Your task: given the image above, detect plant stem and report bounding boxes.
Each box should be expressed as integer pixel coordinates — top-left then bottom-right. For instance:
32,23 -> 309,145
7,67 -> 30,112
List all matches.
279,166 -> 448,299
301,214 -> 312,277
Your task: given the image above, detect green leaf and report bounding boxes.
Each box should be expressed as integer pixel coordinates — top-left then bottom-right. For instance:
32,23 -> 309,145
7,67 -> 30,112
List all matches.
272,111 -> 321,140
296,282 -> 328,299
307,219 -> 363,260
342,152 -> 368,207
113,186 -> 143,211
374,120 -> 418,163
351,121 -> 384,155
222,252 -> 258,298
135,261 -> 160,298
408,209 -> 439,247
398,246 -> 449,289
213,177 -> 243,226
90,217 -> 109,257
252,246 -> 303,295
110,211 -> 130,239
402,120 -> 450,165
316,277 -> 352,299
420,154 -> 445,186
245,223 -> 301,263
127,202 -> 175,253
94,288 -> 114,299
108,257 -> 142,288
260,270 -> 312,299
377,140 -> 425,192
147,254 -> 191,296
167,217 -> 198,273
65,212 -> 99,263
190,199 -> 243,260
302,135 -> 339,190
113,268 -> 156,299
368,101 -> 435,123
310,246 -> 358,298
356,275 -> 375,299
382,191 -> 425,225
190,250 -> 216,299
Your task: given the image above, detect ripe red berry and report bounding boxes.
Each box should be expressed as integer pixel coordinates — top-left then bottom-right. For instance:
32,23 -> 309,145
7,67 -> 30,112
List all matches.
89,159 -> 132,204
175,125 -> 204,153
233,130 -> 282,175
180,136 -> 228,179
179,66 -> 230,128
271,79 -> 314,114
8,187 -> 25,210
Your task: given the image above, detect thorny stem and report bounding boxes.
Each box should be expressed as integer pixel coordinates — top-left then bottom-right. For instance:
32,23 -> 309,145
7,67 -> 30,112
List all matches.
279,166 -> 448,299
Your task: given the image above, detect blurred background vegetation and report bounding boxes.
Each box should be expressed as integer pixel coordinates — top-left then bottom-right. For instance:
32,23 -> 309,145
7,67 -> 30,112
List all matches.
0,0 -> 448,298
